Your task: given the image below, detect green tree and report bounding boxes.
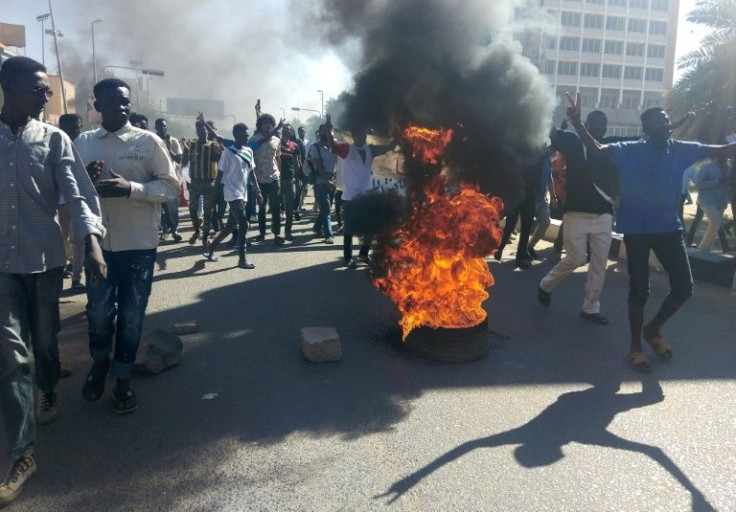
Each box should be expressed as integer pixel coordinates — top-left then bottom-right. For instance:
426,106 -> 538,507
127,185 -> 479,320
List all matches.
669,0 -> 736,143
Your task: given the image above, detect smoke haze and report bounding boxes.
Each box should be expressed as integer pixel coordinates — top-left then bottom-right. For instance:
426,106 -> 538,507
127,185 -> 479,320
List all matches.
305,0 -> 556,203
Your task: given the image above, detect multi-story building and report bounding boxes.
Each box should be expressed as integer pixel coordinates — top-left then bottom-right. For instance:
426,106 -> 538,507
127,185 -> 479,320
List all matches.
516,0 -> 680,136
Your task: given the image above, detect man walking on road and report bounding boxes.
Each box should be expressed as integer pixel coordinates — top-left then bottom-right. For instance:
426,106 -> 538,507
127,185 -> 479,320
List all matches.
0,57 -> 106,506
565,92 -> 736,371
75,78 -> 179,413
538,111 -> 616,325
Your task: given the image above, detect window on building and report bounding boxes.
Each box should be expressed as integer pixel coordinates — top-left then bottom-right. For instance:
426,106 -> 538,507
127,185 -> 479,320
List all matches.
582,38 -> 602,53
645,68 -> 664,82
557,61 -> 579,75
647,44 -> 666,59
586,0 -> 604,4
643,97 -> 663,108
600,95 -> 618,109
580,63 -> 600,77
649,21 -> 667,35
626,42 -> 645,56
544,60 -> 556,74
630,0 -> 648,7
581,94 -> 598,108
584,14 -> 604,29
559,37 -> 580,52
628,19 -> 647,33
604,40 -> 624,55
602,64 -> 622,78
606,16 -> 625,31
624,66 -> 643,80
621,94 -> 640,110
561,12 -> 582,26
651,0 -> 668,10
608,0 -> 626,6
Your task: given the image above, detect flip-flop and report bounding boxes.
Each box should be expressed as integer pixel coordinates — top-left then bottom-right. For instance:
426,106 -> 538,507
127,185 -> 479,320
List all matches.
628,352 -> 651,372
645,335 -> 673,360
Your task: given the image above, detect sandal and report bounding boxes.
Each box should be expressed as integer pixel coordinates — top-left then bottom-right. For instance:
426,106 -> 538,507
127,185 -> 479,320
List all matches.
628,352 -> 651,372
112,388 -> 138,414
645,334 -> 673,361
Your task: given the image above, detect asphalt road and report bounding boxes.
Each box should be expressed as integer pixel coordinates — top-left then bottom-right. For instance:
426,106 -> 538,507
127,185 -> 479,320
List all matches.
2,200 -> 735,512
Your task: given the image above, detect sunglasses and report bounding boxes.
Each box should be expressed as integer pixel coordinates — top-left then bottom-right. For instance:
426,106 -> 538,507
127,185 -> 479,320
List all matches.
30,86 -> 54,98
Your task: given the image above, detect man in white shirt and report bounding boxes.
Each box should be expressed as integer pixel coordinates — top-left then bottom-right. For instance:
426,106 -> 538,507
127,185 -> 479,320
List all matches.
75,78 -> 179,414
155,118 -> 184,242
327,119 -> 393,267
205,123 -> 262,268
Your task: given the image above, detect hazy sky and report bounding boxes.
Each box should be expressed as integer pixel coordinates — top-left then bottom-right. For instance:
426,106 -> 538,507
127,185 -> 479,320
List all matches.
1,0 -> 708,126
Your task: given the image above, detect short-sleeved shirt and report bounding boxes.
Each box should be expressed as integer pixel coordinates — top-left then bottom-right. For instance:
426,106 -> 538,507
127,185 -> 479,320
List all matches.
279,140 -> 300,181
551,129 -> 613,215
218,146 -> 254,202
188,140 -> 222,181
248,133 -> 281,184
606,139 -> 709,234
309,142 -> 337,185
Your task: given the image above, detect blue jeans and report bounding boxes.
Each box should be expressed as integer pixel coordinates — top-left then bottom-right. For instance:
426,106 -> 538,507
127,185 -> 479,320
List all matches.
0,267 -> 63,458
624,232 -> 693,307
85,249 -> 156,379
314,182 -> 333,238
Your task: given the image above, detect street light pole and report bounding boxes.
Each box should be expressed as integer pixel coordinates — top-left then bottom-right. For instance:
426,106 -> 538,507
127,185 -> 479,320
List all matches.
91,18 -> 103,84
47,0 -> 68,113
36,14 -> 50,66
317,89 -> 324,119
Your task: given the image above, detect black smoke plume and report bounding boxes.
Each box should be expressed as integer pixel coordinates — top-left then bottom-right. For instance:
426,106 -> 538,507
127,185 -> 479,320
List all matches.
310,0 -> 555,205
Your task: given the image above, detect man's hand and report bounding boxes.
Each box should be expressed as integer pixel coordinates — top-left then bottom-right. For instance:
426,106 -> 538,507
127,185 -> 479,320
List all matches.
85,235 -> 107,283
550,195 -> 559,209
86,160 -> 104,183
256,191 -> 264,206
96,170 -> 132,198
197,111 -> 206,124
565,91 -> 582,126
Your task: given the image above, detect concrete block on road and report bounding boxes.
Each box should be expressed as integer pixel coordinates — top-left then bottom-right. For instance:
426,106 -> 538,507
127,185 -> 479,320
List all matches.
172,321 -> 200,335
300,327 -> 342,363
135,329 -> 183,375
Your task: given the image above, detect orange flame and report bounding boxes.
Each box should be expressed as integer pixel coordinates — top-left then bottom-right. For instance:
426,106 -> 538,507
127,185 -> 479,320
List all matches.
402,126 -> 454,165
374,176 -> 504,340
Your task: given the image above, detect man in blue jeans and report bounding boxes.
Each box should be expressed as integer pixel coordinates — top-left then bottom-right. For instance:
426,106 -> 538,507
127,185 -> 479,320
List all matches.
566,93 -> 736,371
75,78 -> 179,413
0,56 -> 106,505
310,121 -> 339,244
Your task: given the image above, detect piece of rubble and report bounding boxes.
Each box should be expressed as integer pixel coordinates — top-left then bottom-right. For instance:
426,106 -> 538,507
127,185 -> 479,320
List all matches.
300,327 -> 342,363
172,321 -> 200,335
134,329 -> 183,375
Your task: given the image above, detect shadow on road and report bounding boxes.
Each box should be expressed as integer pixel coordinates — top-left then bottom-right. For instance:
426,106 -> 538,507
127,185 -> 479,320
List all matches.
377,376 -> 716,511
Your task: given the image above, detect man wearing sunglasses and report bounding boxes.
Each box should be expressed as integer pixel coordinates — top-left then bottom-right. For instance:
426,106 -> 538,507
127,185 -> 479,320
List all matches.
0,56 -> 106,506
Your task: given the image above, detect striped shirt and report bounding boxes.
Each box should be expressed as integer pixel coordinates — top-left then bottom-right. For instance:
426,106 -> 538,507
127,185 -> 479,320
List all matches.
0,118 -> 104,274
188,140 -> 222,181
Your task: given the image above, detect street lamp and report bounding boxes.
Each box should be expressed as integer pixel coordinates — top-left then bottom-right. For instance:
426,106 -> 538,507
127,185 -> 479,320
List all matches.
35,13 -> 50,66
317,89 -> 324,119
47,0 -> 68,113
91,18 -> 103,84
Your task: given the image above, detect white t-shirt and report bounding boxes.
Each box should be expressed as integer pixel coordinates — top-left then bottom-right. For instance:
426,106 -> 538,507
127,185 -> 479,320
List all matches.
218,146 -> 255,202
340,144 -> 373,201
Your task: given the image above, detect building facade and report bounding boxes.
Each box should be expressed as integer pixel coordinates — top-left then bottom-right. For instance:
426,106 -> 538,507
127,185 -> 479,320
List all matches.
516,0 -> 680,136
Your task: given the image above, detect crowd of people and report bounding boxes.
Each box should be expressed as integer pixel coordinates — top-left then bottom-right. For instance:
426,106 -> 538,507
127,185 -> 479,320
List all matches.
1,52 -> 736,507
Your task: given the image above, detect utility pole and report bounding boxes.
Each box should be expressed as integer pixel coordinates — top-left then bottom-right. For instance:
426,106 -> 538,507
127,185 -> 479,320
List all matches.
47,0 -> 68,113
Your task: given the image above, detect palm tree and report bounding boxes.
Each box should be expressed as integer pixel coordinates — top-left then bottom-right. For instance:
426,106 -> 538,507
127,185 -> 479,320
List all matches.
668,0 -> 736,143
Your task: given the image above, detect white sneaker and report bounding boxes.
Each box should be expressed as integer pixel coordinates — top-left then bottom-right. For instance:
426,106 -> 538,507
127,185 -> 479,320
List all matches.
0,454 -> 36,506
36,391 -> 59,426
